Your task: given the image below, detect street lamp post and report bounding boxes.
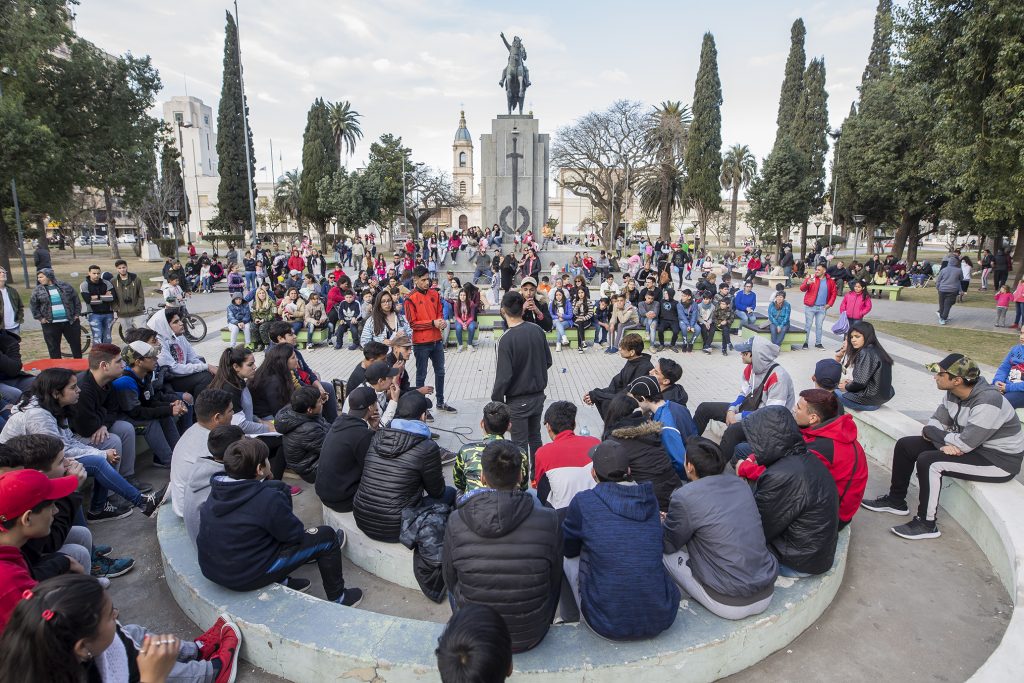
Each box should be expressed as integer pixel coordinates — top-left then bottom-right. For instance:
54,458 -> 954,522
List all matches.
853,214 -> 865,261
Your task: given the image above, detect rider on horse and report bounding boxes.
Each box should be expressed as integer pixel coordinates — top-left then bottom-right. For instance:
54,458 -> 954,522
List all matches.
499,32 -> 531,89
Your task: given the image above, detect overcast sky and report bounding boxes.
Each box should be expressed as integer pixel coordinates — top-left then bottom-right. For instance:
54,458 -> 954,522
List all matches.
73,0 -> 877,187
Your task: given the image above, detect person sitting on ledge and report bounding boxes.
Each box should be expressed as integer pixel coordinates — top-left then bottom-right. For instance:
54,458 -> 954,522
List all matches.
169,389 -> 235,520
737,406 -> 839,577
435,603 -> 513,683
182,424 -> 244,546
792,389 -> 867,531
601,394 -> 681,512
147,307 -> 216,397
275,385 -> 329,484
198,437 -> 363,606
583,332 -> 653,420
991,327 -> 1024,408
628,375 -> 698,480
861,354 -> 1024,540
662,437 -> 778,620
833,322 -> 895,411
533,401 -> 599,513
561,440 -> 680,639
454,402 -> 528,497
317,387 -> 380,514
353,392 -> 454,543
443,440 -> 562,653
650,356 -> 689,406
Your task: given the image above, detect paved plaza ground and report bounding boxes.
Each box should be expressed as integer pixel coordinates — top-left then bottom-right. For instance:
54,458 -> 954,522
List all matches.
79,280 -> 1016,682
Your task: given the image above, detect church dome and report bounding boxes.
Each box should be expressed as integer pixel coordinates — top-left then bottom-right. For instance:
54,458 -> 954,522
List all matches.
454,111 -> 471,144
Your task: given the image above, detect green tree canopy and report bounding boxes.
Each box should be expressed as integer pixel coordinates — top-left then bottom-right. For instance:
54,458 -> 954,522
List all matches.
300,97 -> 339,249
684,33 -> 724,248
215,11 -> 257,236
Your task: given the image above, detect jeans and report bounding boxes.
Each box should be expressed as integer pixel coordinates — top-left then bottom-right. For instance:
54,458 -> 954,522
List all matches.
1015,302 -> 1024,326
0,376 -> 34,404
455,320 -> 477,346
76,454 -> 143,512
245,271 -> 257,291
679,326 -> 699,346
507,392 -> 545,478
472,267 -> 489,283
229,323 -> 251,345
235,525 -> 347,601
413,340 -> 446,405
889,436 -> 1015,521
201,276 -> 213,292
609,323 -> 639,349
553,319 -> 570,341
75,420 -> 138,478
594,322 -> 608,345
770,324 -> 789,346
643,318 -> 658,344
88,313 -> 114,344
118,624 -> 214,683
735,310 -> 757,327
804,305 -> 827,345
575,322 -> 591,347
335,321 -> 359,347
1003,391 -> 1024,408
136,416 -> 181,465
911,274 -> 927,287
835,390 -> 881,411
937,291 -> 958,321
41,319 -> 83,359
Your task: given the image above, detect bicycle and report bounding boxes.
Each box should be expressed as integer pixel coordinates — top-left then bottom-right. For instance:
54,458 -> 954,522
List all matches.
115,302 -> 207,343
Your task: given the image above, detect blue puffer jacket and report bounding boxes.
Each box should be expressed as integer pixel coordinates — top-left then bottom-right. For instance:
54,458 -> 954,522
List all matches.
994,344 -> 1024,393
562,481 -> 679,640
227,301 -> 252,325
677,301 -> 698,329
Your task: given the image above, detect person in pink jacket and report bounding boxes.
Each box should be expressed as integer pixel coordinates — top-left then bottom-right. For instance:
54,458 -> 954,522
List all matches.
1010,281 -> 1024,329
839,279 -> 872,326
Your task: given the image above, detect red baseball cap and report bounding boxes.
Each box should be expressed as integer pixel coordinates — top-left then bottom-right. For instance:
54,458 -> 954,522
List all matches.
0,470 -> 78,523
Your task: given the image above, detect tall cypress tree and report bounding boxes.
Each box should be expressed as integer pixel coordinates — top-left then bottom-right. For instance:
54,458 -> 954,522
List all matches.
300,98 -> 338,249
774,19 -> 806,148
861,0 -> 893,87
214,11 -> 257,236
791,58 -> 830,257
160,143 -> 190,240
684,32 -> 723,248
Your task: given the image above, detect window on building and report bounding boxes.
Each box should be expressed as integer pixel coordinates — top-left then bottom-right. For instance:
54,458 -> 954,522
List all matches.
199,195 -> 210,208
174,112 -> 183,124
459,151 -> 467,167
459,181 -> 467,195
203,115 -> 210,125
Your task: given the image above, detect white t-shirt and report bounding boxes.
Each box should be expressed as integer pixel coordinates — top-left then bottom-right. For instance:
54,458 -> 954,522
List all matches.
0,288 -> 15,329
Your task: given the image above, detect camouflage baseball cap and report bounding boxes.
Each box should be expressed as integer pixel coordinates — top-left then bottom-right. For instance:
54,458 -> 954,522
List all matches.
925,353 -> 980,381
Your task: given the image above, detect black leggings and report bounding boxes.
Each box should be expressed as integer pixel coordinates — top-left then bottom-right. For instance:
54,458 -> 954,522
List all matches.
889,436 -> 1015,521
575,321 -> 592,346
657,320 -> 680,346
693,401 -> 747,461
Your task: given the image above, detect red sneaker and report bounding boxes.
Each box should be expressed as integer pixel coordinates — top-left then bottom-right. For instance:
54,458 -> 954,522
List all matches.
289,485 -> 302,496
195,614 -> 227,660
213,619 -> 242,683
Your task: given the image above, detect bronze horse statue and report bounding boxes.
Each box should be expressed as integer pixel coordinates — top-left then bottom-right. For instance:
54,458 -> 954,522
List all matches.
499,32 -> 530,115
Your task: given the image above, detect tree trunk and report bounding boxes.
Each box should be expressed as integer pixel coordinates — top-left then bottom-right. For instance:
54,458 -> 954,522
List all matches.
659,179 -> 672,241
103,187 -> 122,259
865,223 -> 875,256
0,212 -> 13,276
728,183 -> 739,248
906,222 -> 921,264
891,210 -> 922,262
34,216 -> 51,258
799,221 -> 808,261
1010,225 -> 1024,289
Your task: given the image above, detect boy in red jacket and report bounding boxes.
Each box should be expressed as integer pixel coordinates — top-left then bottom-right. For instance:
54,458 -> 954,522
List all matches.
798,263 -> 837,349
403,266 -> 457,413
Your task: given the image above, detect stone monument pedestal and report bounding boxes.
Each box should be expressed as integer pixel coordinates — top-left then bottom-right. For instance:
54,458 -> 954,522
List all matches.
480,114 -> 549,241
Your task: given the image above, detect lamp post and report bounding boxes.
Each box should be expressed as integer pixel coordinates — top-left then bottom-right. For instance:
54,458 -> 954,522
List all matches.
167,209 -> 180,255
176,120 -> 194,244
691,220 -> 699,250
853,214 -> 865,261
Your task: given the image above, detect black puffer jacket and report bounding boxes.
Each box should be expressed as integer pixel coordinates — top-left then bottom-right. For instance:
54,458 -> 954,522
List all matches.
608,412 -> 682,511
274,406 -> 328,484
442,489 -> 562,653
353,422 -> 444,542
744,406 -> 839,575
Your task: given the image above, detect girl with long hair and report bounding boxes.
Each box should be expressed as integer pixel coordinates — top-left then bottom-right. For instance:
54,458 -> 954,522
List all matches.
453,289 -> 478,352
277,288 -> 305,334
0,574 -> 240,683
210,345 -> 272,434
250,284 -> 277,350
572,287 -> 594,353
835,321 -> 895,411
249,343 -> 300,420
0,369 -> 161,521
359,290 -> 412,347
549,287 -> 574,351
838,279 -> 872,327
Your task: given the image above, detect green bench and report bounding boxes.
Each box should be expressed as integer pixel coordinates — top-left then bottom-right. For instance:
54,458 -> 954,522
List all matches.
867,284 -> 903,301
220,327 -> 330,345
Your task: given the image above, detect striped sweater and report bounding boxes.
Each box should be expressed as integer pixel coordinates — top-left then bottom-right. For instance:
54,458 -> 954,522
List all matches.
922,380 -> 1024,475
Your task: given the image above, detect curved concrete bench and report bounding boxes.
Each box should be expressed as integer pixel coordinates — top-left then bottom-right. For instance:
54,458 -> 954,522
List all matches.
851,407 -> 1024,682
159,509 -> 849,681
322,507 -> 419,591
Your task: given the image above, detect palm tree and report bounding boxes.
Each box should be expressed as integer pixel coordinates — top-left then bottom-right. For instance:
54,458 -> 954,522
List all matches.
274,170 -> 302,230
327,100 -> 363,164
720,143 -> 757,247
640,101 -> 692,240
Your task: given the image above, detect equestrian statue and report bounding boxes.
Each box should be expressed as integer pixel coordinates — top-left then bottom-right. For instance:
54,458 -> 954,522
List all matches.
499,32 -> 530,115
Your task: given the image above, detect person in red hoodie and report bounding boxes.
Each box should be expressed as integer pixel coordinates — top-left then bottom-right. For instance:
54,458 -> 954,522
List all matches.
793,389 -> 867,529
798,262 -> 837,349
0,468 -> 79,630
287,249 -> 305,274
403,266 -> 457,414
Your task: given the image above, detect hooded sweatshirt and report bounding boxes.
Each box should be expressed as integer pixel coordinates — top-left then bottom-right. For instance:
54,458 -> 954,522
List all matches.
729,336 -> 795,418
800,414 -> 868,523
935,255 -> 963,293
197,475 -> 304,589
183,456 -> 225,544
147,309 -> 206,377
563,481 -> 679,640
443,489 -> 562,653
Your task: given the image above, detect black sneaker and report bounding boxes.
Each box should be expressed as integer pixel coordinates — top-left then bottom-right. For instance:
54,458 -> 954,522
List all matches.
335,587 -> 363,607
860,494 -> 910,515
125,475 -> 153,494
280,576 -> 311,592
891,517 -> 941,540
86,503 -> 133,523
140,485 -> 167,518
436,402 -> 457,413
814,343 -> 825,349
424,410 -> 435,423
802,342 -> 809,349
440,448 -> 457,466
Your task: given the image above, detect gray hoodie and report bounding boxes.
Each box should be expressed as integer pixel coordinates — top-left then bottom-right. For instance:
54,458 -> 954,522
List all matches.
935,255 -> 963,293
183,456 -> 225,545
147,308 -> 206,376
731,336 -> 795,417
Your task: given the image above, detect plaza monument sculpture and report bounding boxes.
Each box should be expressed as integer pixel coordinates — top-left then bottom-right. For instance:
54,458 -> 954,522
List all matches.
499,31 -> 530,115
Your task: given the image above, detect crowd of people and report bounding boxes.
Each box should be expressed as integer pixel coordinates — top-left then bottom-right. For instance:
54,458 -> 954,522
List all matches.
0,232 -> 1022,682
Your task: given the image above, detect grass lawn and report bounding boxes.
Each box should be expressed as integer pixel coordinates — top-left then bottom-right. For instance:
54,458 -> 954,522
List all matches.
870,320 -> 1010,368
894,285 -> 998,309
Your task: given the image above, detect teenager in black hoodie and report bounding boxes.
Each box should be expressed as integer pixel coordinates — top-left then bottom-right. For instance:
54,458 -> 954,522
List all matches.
583,333 -> 654,420
197,438 -> 363,606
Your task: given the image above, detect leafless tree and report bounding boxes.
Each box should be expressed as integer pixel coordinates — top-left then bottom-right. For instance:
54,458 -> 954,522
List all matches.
403,166 -> 467,236
551,100 -> 651,248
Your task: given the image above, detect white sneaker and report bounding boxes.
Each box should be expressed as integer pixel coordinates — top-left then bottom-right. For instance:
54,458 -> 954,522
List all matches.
555,342 -> 562,352
469,345 -> 476,353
